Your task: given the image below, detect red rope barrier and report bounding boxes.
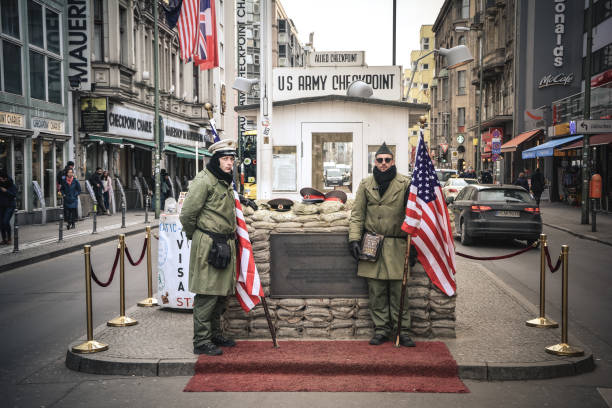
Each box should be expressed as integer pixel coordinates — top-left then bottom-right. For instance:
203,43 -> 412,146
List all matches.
544,245 -> 562,273
125,237 -> 148,266
456,241 -> 538,261
91,247 -> 120,287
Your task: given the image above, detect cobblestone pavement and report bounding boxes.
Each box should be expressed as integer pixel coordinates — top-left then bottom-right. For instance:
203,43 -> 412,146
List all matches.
66,257 -> 593,380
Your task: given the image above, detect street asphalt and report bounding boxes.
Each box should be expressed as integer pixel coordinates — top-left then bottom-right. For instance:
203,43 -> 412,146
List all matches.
2,201 -> 609,382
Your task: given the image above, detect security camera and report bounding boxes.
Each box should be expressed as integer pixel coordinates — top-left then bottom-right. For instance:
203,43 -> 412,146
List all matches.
69,77 -> 81,90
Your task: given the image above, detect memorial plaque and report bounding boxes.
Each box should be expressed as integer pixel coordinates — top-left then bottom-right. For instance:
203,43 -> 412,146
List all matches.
270,233 -> 368,298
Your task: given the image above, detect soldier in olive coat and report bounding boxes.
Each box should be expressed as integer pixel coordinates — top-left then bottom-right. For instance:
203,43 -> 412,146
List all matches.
179,139 -> 238,356
348,143 -> 416,347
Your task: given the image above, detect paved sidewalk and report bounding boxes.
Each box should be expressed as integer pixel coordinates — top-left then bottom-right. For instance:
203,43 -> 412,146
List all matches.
0,210 -> 157,273
540,201 -> 612,246
65,257 -> 594,381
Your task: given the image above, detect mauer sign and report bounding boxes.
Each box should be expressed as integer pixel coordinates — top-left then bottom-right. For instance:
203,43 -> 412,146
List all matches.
308,51 -> 365,67
273,66 -> 402,101
67,0 -> 91,90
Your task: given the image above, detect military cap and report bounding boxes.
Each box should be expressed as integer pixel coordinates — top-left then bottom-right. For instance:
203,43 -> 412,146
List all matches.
268,198 -> 294,212
209,139 -> 237,156
375,142 -> 393,157
300,187 -> 325,203
324,190 -> 347,204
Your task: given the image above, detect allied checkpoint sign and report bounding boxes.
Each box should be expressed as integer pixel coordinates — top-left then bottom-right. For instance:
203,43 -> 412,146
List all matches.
273,66 -> 403,101
157,214 -> 195,309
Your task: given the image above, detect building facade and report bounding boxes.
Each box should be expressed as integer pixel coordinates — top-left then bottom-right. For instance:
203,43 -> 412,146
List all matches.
0,0 -> 71,222
404,25 -> 435,152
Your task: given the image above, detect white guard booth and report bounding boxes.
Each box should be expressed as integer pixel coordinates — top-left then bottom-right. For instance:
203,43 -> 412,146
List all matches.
157,213 -> 195,309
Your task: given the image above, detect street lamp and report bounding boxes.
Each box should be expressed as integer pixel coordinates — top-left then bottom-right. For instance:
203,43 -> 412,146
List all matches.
456,25 -> 483,175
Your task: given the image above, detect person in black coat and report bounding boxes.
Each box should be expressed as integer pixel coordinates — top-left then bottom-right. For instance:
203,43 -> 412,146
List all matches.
0,170 -> 17,245
89,167 -> 107,214
56,160 -> 74,191
514,172 -> 530,191
530,167 -> 546,206
60,168 -> 82,229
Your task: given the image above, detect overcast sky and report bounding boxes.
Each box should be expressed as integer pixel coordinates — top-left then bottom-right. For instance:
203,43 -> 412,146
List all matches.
280,0 -> 446,70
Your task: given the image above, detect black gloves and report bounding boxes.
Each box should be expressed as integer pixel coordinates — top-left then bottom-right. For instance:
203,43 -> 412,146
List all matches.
409,245 -> 418,267
238,194 -> 258,211
349,241 -> 361,260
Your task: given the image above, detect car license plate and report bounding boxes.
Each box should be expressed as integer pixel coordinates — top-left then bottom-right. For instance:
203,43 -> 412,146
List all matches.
496,211 -> 520,217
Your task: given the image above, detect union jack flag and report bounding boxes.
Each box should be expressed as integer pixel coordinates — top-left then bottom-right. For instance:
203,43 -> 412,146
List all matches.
193,0 -> 219,70
210,121 -> 262,311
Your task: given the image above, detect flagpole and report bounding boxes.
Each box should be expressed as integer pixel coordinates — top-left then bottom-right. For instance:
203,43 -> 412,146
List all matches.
154,1 -> 161,219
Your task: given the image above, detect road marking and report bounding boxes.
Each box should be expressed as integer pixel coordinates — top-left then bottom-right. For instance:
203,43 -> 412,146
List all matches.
599,388 -> 612,408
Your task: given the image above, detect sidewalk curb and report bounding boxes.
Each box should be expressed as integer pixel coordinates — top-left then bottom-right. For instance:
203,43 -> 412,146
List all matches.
544,222 -> 612,247
0,224 -> 158,273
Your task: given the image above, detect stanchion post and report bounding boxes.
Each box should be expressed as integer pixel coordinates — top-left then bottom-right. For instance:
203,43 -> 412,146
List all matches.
72,245 -> 109,353
121,198 -> 126,229
144,195 -> 149,224
58,194 -> 64,242
107,234 -> 138,327
545,245 -> 584,356
138,226 -> 158,307
526,234 -> 558,328
92,202 -> 97,234
12,208 -> 19,253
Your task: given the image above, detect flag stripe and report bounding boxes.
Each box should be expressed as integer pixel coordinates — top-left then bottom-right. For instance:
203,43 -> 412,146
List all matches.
178,0 -> 199,61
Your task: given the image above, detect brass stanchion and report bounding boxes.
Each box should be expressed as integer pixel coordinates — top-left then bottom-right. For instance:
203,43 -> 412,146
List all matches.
545,245 -> 584,356
526,234 -> 558,328
138,226 -> 158,307
72,245 -> 109,353
108,234 -> 138,326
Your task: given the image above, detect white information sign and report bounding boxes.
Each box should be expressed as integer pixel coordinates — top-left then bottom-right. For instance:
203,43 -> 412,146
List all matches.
308,51 -> 365,67
273,66 -> 402,101
157,214 -> 195,309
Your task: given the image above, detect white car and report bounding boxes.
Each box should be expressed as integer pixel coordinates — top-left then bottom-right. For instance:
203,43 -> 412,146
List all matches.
436,168 -> 458,183
442,178 -> 479,200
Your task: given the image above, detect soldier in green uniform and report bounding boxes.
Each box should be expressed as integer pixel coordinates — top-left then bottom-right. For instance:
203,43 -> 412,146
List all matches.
179,139 -> 239,356
348,143 -> 416,347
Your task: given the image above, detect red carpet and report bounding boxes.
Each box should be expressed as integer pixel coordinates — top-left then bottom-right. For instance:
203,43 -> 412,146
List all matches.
184,341 -> 469,393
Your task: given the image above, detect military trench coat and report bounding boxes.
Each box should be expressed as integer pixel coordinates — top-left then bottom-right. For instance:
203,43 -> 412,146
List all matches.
348,173 -> 411,280
179,170 -> 237,296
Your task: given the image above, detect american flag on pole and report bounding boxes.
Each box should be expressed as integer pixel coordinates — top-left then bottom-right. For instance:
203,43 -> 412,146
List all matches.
177,0 -> 199,61
401,130 -> 457,296
210,121 -> 263,311
193,0 -> 219,70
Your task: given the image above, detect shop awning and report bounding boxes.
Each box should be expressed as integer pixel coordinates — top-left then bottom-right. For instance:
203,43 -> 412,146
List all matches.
164,145 -> 195,159
500,129 -> 541,153
84,135 -> 124,145
522,135 -> 583,159
170,144 -> 212,157
559,133 -> 612,150
123,137 -> 156,149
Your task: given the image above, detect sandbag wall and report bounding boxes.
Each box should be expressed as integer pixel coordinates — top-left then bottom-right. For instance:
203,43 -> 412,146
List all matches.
222,200 -> 457,339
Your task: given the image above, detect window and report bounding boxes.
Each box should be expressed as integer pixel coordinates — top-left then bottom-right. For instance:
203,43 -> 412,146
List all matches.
422,37 -> 430,50
457,70 -> 466,95
119,6 -> 127,65
422,83 -> 429,89
457,107 -> 466,128
458,35 -> 466,46
460,0 -> 470,19
412,82 -> 418,88
278,19 -> 287,33
26,1 -> 62,104
278,44 -> 287,58
422,63 -> 429,70
272,146 -> 297,191
93,0 -> 104,60
2,0 -> 23,95
442,77 -> 449,100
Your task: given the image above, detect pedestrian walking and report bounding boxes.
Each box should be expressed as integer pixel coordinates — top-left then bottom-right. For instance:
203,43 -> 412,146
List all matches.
348,142 -> 416,348
514,172 -> 530,191
0,170 -> 17,245
530,167 -> 546,206
56,161 -> 74,191
88,167 -> 107,214
102,170 -> 112,214
179,139 -> 239,356
160,169 -> 172,210
60,168 -> 81,230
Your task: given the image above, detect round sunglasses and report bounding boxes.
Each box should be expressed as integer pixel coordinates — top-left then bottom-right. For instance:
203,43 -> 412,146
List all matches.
376,157 -> 393,163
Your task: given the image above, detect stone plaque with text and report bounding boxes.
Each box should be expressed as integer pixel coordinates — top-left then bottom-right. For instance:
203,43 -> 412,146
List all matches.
270,233 -> 368,298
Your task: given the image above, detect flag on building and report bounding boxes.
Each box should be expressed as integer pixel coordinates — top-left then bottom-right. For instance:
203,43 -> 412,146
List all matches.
193,0 -> 219,70
210,121 -> 263,311
402,130 -> 457,296
177,0 -> 199,61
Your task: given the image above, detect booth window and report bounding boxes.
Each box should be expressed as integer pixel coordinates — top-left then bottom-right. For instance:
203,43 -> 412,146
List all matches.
272,146 -> 297,192
368,144 -> 397,175
312,133 -> 353,193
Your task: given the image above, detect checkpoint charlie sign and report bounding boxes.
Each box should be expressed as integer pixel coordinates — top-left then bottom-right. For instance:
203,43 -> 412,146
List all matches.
308,51 -> 365,67
273,66 -> 402,101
